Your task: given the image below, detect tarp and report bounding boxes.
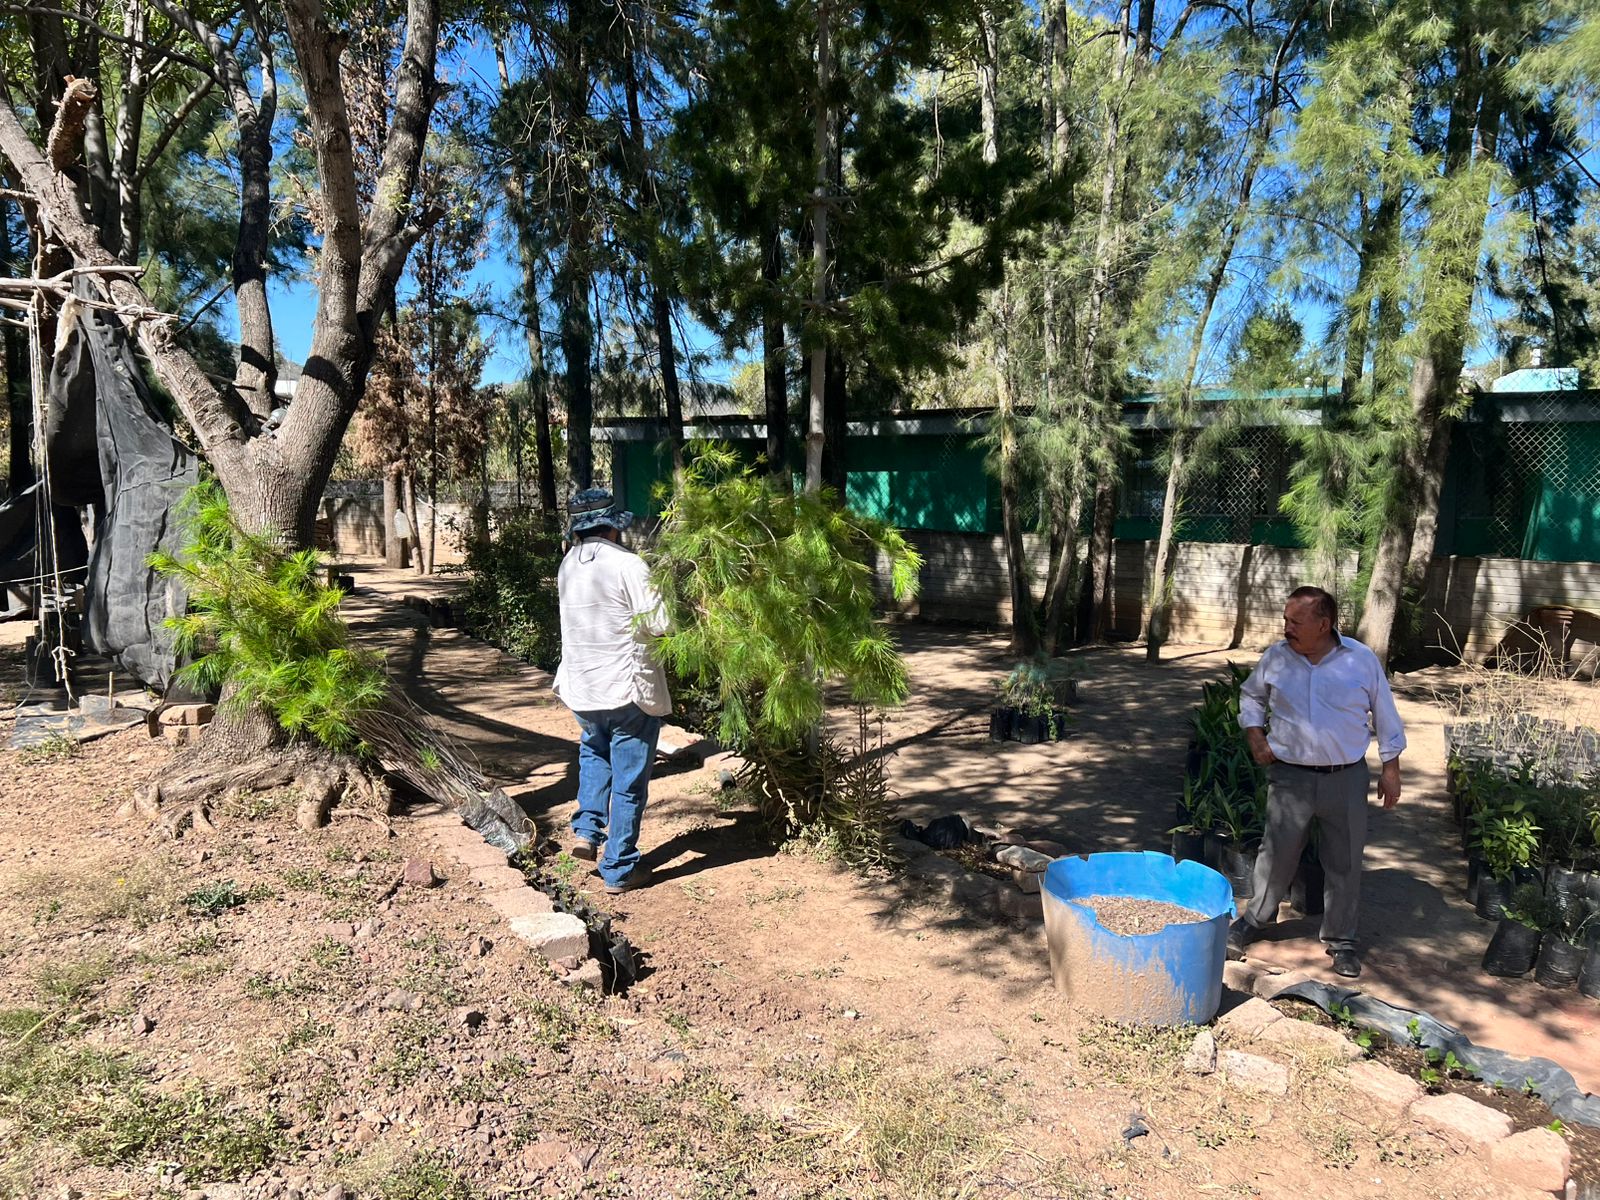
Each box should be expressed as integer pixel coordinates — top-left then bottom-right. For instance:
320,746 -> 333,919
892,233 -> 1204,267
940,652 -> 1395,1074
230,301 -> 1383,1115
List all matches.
29,282 -> 197,686
1277,978 -> 1600,1129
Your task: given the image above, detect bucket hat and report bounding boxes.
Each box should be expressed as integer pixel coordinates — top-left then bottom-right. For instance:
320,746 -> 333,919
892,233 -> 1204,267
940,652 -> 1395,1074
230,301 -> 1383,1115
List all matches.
567,487 -> 634,538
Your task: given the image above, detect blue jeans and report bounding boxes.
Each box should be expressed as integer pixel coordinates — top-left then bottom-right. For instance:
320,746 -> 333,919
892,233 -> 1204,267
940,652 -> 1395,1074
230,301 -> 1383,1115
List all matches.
571,704 -> 661,887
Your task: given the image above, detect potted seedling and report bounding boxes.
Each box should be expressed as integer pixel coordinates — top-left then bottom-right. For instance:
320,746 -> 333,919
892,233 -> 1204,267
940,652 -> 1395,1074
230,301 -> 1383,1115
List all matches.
1483,884 -> 1548,978
994,658 -> 1075,745
1209,781 -> 1265,898
1472,801 -> 1542,921
1170,777 -> 1213,864
1534,911 -> 1590,991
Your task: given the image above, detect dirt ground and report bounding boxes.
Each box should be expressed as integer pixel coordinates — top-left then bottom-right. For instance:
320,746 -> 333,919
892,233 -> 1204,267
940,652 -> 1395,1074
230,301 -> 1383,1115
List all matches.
0,567 -> 1588,1199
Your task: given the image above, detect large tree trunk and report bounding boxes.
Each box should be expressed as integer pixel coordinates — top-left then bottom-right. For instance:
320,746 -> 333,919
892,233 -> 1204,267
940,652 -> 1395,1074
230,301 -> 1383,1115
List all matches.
762,222 -> 788,485
1041,488 -> 1084,655
1085,476 -> 1118,642
804,0 -> 831,496
1358,39 -> 1498,663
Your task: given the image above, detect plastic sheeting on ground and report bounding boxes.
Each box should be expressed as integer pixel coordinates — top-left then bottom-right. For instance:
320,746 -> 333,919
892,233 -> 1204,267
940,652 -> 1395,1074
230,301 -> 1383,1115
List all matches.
1277,978 -> 1600,1128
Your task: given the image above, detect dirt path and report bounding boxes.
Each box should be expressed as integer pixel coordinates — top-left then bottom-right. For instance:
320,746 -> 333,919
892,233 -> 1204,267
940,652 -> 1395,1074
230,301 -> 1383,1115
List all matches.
0,568 -> 1581,1199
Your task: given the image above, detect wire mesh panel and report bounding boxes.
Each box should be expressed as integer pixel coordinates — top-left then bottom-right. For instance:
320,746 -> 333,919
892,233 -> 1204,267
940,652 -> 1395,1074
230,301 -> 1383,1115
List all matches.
1444,390 -> 1600,561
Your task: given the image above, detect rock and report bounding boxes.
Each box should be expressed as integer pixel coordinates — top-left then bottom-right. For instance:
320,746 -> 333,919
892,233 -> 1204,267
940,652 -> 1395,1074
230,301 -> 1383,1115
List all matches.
563,959 -> 605,991
165,724 -> 205,747
354,919 -> 382,940
457,1008 -> 487,1031
1214,997 -> 1282,1041
380,989 -> 421,1012
485,886 -> 557,922
507,911 -> 589,961
200,1185 -> 245,1200
159,703 -> 215,726
1011,867 -> 1041,894
1408,1093 -> 1514,1150
131,1012 -> 155,1036
1253,968 -> 1316,1000
318,922 -> 356,939
1219,1049 -> 1289,1096
402,857 -> 440,889
1182,1030 -> 1217,1075
1486,1127 -> 1570,1193
320,1186 -> 350,1200
1024,839 -> 1070,858
467,935 -> 492,958
994,844 -> 1053,873
568,1143 -> 599,1172
1342,1060 -> 1423,1116
1221,960 -> 1262,994
56,1188 -> 82,1200
1255,1017 -> 1365,1061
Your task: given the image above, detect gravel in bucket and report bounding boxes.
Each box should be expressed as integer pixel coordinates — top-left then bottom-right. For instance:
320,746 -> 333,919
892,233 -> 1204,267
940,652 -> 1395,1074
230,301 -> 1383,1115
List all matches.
1069,895 -> 1207,935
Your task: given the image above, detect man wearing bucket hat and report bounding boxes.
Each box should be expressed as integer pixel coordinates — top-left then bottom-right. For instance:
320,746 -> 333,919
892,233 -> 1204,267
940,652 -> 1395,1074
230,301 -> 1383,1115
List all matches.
553,487 -> 671,895
1226,585 -> 1406,979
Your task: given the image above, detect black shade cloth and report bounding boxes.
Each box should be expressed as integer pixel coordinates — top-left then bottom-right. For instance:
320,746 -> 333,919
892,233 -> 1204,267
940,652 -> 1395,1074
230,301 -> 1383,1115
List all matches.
46,282 -> 197,685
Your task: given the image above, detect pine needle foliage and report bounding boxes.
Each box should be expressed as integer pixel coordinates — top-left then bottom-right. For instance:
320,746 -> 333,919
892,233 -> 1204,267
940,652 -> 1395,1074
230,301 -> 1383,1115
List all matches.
151,483 -> 386,754
648,443 -> 922,751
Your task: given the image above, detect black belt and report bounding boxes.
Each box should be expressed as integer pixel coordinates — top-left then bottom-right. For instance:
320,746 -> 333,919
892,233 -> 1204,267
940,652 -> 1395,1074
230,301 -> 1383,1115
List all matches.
1281,760 -> 1363,774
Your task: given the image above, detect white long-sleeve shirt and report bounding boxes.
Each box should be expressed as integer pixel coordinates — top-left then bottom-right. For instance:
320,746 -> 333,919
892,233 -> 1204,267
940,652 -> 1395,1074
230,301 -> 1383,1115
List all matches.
552,539 -> 672,717
1238,634 -> 1406,767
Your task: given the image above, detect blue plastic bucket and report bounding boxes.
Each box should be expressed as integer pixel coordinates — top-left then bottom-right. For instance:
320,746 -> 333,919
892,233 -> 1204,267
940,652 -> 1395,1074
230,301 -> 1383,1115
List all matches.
1041,851 -> 1236,1026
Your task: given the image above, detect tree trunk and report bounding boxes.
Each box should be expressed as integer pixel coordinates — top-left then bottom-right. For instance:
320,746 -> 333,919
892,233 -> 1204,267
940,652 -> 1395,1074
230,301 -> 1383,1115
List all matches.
1358,40 -> 1499,663
622,43 -> 684,469
1041,487 -> 1084,655
1086,475 -> 1118,642
1144,432 -> 1185,659
560,262 -> 593,492
403,470 -> 424,577
382,464 -> 401,567
822,348 -> 847,496
762,222 -> 788,485
804,0 -> 831,496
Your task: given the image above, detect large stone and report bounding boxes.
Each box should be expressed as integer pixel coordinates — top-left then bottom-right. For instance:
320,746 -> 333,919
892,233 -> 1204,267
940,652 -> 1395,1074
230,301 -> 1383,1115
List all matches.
1012,867 -> 1041,894
159,703 -> 215,726
1486,1127 -> 1571,1194
994,845 -> 1053,873
1222,960 -> 1263,994
562,958 -> 605,991
1214,996 -> 1282,1041
1182,1029 -> 1217,1075
1342,1060 -> 1423,1116
1253,968 -> 1316,1000
1255,1017 -> 1365,1061
1219,1049 -> 1289,1095
509,912 -> 589,961
1409,1093 -> 1514,1150
484,886 -> 555,922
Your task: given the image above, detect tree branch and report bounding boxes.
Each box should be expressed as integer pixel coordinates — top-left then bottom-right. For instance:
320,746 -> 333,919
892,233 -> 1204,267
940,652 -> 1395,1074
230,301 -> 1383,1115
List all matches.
0,88 -> 255,461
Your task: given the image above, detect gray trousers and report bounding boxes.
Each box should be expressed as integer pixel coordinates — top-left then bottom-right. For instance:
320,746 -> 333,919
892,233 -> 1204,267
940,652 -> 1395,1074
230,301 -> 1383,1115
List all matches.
1244,761 -> 1371,950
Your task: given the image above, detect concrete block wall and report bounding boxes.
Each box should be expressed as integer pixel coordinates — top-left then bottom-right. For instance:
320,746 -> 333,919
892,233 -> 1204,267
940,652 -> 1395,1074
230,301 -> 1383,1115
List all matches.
877,527 -> 1600,660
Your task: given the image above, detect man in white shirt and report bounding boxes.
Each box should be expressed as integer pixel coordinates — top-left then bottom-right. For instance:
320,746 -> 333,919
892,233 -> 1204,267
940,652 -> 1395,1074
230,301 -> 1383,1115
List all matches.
1227,585 -> 1406,978
552,488 -> 672,895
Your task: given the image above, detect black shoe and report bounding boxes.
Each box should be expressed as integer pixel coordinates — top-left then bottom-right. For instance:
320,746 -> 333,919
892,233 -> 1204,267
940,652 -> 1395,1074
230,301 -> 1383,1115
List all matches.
571,839 -> 598,862
1330,949 -> 1362,978
603,865 -> 652,896
1226,918 -> 1260,960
